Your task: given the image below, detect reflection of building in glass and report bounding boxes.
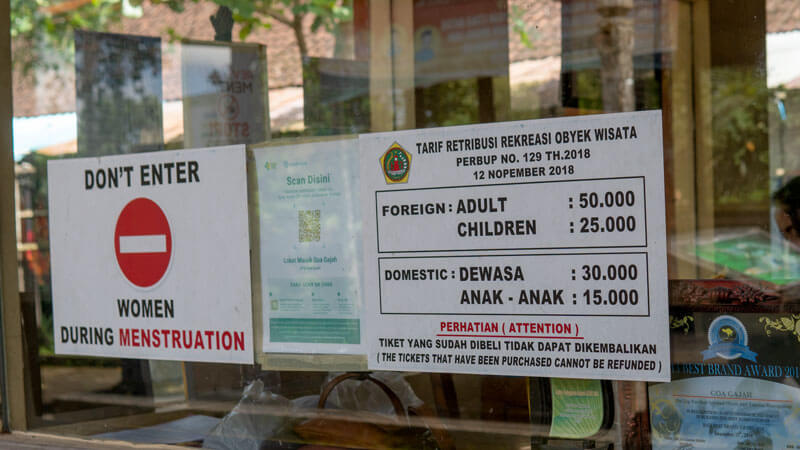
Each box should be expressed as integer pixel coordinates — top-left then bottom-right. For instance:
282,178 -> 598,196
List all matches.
14,162 -> 45,326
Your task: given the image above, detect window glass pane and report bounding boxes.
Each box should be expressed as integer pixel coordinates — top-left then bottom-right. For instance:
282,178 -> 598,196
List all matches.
5,0 -> 800,448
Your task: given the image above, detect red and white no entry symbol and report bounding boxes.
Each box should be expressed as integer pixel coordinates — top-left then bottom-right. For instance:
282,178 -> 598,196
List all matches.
114,198 -> 172,288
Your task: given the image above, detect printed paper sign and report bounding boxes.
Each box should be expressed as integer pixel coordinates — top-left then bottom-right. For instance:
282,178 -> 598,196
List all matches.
360,111 -> 670,381
182,41 -> 269,148
254,139 -> 363,354
48,146 -> 253,363
549,378 -> 605,439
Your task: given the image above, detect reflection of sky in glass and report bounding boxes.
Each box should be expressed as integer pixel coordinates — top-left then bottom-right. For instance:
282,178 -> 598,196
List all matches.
12,101 -> 187,160
126,54 -> 162,101
12,113 -> 76,160
182,44 -> 233,97
767,30 -> 800,88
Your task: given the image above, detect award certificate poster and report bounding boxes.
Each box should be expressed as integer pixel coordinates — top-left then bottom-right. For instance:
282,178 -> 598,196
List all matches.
255,139 -> 363,354
360,111 -> 670,381
659,305 -> 800,449
650,377 -> 800,449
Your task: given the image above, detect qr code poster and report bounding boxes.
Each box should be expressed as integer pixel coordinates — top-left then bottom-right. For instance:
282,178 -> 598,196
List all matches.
254,139 -> 363,355
299,210 -> 321,242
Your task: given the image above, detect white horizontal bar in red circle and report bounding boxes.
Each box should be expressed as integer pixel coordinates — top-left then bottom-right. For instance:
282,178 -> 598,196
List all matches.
119,235 -> 167,254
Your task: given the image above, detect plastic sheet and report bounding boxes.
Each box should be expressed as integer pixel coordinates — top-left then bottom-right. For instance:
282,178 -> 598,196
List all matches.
203,372 -> 422,449
203,379 -> 293,450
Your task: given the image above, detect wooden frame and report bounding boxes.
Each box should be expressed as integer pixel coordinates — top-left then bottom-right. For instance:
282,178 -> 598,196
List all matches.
369,0 -> 415,132
0,0 -> 29,430
664,0 -> 714,279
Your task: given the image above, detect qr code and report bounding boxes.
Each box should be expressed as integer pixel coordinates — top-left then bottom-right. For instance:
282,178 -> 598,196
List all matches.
298,210 -> 321,242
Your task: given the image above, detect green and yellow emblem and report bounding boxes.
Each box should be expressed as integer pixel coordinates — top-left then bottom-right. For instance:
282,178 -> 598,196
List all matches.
380,142 -> 411,184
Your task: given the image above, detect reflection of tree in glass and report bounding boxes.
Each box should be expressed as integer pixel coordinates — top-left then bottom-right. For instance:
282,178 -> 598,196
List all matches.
75,31 -> 163,156
302,57 -> 369,136
12,0 -> 352,74
416,79 -> 480,128
711,68 -> 770,207
11,0 -> 123,73
149,0 -> 352,65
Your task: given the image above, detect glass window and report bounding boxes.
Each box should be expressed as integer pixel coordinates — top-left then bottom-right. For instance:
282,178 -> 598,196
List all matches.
3,0 -> 800,448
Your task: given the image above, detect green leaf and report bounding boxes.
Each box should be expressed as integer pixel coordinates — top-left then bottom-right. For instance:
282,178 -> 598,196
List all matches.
310,15 -> 323,32
239,21 -> 254,40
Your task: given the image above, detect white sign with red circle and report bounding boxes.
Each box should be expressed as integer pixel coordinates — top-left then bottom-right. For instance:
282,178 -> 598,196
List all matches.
114,197 -> 173,288
48,145 -> 253,364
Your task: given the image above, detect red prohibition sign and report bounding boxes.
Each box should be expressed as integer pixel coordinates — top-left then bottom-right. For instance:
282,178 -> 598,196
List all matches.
114,197 -> 173,288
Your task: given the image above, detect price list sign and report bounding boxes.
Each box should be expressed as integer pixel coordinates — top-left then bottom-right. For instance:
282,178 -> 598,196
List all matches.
360,111 -> 669,381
